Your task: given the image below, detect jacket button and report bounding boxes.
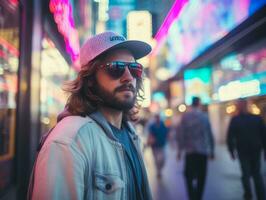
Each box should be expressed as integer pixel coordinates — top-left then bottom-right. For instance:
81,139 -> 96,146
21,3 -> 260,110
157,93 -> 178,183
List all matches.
105,183 -> 112,190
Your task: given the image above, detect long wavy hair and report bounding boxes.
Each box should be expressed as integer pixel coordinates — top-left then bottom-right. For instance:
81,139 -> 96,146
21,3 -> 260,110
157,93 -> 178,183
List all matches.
63,52 -> 145,121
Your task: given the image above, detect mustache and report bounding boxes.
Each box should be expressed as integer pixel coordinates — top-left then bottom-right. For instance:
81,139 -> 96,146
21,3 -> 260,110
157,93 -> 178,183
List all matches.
114,84 -> 136,93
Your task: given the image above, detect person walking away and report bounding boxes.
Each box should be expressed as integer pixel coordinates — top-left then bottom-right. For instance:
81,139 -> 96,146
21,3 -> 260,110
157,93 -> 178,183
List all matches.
27,31 -> 153,200
227,99 -> 266,200
177,96 -> 215,200
147,114 -> 169,179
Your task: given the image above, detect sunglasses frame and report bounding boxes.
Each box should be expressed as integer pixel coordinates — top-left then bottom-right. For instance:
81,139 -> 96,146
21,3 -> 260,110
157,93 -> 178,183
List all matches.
100,61 -> 143,79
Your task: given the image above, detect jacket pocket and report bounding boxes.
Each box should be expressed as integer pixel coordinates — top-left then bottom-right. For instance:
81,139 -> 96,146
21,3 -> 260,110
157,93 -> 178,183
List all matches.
93,172 -> 125,200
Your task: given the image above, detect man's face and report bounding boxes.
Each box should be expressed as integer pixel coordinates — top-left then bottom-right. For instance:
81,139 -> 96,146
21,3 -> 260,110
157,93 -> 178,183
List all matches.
95,49 -> 138,111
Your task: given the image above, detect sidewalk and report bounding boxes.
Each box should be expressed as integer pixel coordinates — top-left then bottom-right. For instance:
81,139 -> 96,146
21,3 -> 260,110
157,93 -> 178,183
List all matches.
1,143 -> 265,200
143,143 -> 266,200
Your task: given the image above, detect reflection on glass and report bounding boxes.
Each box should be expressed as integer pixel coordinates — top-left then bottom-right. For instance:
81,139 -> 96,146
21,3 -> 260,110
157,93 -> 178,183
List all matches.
40,38 -> 76,134
0,0 -> 19,195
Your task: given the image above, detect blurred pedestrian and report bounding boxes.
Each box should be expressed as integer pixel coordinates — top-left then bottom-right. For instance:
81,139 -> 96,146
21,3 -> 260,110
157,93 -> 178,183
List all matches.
27,31 -> 152,200
147,114 -> 169,179
226,99 -> 266,200
176,96 -> 215,200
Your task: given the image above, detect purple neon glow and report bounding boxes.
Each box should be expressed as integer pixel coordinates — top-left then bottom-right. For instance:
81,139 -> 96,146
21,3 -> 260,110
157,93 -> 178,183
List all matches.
49,0 -> 80,65
152,0 -> 188,56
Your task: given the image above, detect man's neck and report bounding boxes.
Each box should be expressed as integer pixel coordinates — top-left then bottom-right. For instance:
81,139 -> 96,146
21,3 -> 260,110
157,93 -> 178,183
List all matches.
99,107 -> 123,129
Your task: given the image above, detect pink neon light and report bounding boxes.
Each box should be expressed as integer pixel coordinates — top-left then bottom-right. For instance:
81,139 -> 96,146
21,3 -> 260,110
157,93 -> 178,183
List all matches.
0,49 -> 8,60
49,0 -> 80,65
8,0 -> 18,6
152,0 -> 188,56
0,37 -> 19,56
234,0 -> 249,22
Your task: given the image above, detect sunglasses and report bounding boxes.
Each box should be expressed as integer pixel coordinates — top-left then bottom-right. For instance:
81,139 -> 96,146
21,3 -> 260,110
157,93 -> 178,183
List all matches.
100,61 -> 143,79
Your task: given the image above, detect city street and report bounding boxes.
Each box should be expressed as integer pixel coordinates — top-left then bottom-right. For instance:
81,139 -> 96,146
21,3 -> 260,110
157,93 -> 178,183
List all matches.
144,143 -> 266,200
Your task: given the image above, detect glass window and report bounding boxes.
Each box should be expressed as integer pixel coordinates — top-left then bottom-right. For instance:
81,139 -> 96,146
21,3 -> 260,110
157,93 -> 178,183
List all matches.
0,0 -> 19,195
40,37 -> 76,134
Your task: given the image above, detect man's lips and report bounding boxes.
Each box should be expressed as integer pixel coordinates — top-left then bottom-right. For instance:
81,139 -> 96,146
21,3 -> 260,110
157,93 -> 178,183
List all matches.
115,84 -> 136,93
118,88 -> 133,92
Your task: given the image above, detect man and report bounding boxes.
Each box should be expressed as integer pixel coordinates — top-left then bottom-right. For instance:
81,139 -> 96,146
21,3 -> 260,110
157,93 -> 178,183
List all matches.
227,99 -> 266,200
147,114 -> 169,179
28,31 -> 152,200
177,96 -> 214,200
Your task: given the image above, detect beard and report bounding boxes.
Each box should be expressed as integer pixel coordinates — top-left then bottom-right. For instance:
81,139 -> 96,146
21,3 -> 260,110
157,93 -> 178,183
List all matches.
95,82 -> 137,111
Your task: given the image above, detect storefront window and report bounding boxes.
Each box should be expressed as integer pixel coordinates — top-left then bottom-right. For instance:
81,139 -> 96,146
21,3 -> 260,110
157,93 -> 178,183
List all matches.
212,41 -> 266,102
0,0 -> 19,195
40,38 -> 76,134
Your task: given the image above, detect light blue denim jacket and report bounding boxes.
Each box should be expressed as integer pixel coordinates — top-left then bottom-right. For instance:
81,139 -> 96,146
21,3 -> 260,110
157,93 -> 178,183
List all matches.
29,111 -> 152,200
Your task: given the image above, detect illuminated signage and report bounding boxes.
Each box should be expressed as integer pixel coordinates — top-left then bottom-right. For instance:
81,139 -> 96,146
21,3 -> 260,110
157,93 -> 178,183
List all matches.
49,0 -> 80,63
215,71 -> 266,101
212,45 -> 266,101
158,0 -> 266,76
140,78 -> 151,108
184,67 -> 212,105
218,79 -> 260,101
98,0 -> 109,22
127,11 -> 152,43
152,0 -> 188,56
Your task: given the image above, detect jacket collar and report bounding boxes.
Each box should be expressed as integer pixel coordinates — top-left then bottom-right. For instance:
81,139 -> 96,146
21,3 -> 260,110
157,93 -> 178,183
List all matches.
57,108 -> 136,140
89,111 -> 136,140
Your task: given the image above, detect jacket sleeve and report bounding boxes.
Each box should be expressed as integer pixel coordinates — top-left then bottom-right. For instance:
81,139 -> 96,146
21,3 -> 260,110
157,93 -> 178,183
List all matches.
32,140 -> 88,200
226,117 -> 236,155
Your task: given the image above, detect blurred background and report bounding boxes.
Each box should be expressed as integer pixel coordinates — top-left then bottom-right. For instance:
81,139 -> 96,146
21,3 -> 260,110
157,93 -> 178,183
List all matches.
0,0 -> 266,199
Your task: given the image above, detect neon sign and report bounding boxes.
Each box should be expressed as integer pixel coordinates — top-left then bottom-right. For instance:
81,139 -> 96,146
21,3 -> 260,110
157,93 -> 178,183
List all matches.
218,79 -> 260,101
151,0 -> 188,56
157,0 -> 266,76
49,0 -> 80,63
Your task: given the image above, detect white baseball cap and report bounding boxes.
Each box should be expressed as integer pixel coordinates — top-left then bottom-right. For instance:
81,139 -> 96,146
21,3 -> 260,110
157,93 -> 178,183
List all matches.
79,31 -> 152,67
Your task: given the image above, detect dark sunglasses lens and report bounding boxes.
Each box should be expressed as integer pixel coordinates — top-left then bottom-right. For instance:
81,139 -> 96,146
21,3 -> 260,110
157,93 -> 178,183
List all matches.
106,62 -> 143,79
128,63 -> 143,78
106,62 -> 125,79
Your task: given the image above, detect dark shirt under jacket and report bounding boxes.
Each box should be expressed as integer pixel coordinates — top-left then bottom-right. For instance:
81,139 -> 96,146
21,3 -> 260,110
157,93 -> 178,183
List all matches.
109,123 -> 144,200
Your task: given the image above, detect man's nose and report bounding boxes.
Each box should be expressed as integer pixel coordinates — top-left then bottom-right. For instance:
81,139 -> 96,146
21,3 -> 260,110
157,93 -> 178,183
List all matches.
120,67 -> 134,82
